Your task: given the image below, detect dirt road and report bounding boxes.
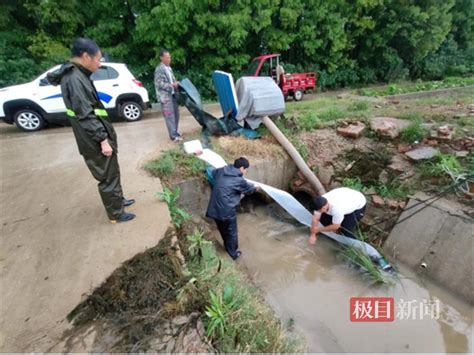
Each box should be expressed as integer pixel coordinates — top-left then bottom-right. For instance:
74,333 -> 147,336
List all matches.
0,108 -> 212,351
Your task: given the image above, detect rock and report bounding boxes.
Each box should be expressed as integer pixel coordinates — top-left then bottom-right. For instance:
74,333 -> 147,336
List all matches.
172,315 -> 189,326
317,165 -> 334,188
426,139 -> 438,146
397,144 -> 412,153
379,169 -> 390,184
461,137 -> 474,148
405,146 -> 439,161
430,104 -> 440,108
436,125 -> 454,140
398,201 -> 407,209
386,199 -> 399,209
453,113 -> 466,119
390,100 -> 400,105
375,104 -> 382,109
388,155 -> 412,174
293,178 -> 305,187
467,103 -> 474,112
165,337 -> 176,353
370,117 -> 410,139
372,195 -> 385,206
297,171 -> 307,182
455,150 -> 470,158
336,121 -> 366,138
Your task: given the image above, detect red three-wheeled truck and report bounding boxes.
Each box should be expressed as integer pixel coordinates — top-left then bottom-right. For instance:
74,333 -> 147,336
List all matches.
244,53 -> 317,101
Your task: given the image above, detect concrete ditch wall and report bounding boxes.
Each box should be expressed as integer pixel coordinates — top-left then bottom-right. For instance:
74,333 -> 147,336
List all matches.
174,155 -> 298,217
384,192 -> 473,304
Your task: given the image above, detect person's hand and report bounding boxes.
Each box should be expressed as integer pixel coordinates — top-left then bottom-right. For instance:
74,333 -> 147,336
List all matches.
194,150 -> 203,156
309,234 -> 317,245
172,82 -> 179,88
254,183 -> 262,191
101,139 -> 113,157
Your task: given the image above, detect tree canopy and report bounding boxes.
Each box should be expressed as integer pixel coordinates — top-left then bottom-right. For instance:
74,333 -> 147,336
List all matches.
1,0 -> 472,99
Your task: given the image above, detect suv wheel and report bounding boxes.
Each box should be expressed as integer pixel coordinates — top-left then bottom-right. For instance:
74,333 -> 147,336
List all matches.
14,109 -> 45,132
121,101 -> 143,121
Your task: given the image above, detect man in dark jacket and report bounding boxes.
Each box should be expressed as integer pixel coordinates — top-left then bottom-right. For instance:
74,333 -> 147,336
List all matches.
47,38 -> 135,223
206,157 -> 259,260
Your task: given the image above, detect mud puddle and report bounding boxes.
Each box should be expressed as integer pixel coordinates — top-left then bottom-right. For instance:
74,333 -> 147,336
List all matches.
234,205 -> 473,353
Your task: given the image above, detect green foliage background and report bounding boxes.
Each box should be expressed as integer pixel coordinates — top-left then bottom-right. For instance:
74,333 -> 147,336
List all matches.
1,0 -> 473,100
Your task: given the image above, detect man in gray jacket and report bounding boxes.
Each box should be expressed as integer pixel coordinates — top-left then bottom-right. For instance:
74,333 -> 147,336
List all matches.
154,49 -> 181,142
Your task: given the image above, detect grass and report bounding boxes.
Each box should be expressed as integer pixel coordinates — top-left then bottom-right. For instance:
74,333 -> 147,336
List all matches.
357,76 -> 474,97
348,100 -> 369,112
419,153 -> 462,178
342,177 -> 365,192
161,189 -> 303,352
397,111 -> 424,121
417,153 -> 474,194
186,236 -> 303,352
399,119 -> 428,143
65,188 -> 302,352
343,176 -> 411,200
339,244 -> 392,285
144,147 -> 207,182
458,116 -> 474,128
375,179 -> 411,199
156,187 -> 191,229
298,111 -> 322,131
318,107 -> 347,121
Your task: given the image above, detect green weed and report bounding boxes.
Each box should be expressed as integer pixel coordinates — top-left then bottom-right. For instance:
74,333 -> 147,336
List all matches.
156,187 -> 191,228
419,153 -> 462,178
340,245 -> 392,285
205,285 -> 241,339
342,177 -> 365,192
318,107 -> 347,121
144,148 -> 207,180
298,111 -> 321,131
186,235 -> 303,352
375,179 -> 410,199
358,76 -> 474,97
144,153 -> 175,176
187,229 -> 212,260
398,111 -> 423,121
399,119 -> 427,143
348,101 -> 369,112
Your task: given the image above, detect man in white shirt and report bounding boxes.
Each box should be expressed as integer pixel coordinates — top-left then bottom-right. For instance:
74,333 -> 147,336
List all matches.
309,187 -> 367,244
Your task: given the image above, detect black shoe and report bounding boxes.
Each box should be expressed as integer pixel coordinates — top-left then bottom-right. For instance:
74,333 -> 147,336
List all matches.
110,212 -> 136,224
123,198 -> 136,207
232,251 -> 242,260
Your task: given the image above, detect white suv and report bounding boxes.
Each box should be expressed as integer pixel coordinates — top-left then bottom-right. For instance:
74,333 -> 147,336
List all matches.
0,62 -> 150,132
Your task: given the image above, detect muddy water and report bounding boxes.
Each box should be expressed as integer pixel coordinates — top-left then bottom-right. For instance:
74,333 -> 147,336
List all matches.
235,206 -> 473,353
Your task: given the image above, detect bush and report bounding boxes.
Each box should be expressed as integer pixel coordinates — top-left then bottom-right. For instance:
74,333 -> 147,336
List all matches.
297,111 -> 320,131
399,119 -> 427,143
348,101 -> 369,112
144,152 -> 175,176
144,148 -> 207,181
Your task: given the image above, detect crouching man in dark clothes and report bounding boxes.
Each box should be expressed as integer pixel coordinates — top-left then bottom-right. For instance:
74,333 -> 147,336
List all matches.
309,187 -> 366,244
206,157 -> 260,260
